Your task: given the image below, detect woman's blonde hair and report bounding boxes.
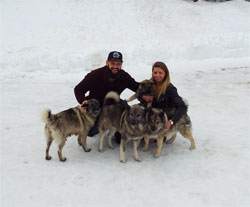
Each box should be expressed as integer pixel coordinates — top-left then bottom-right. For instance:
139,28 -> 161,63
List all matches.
150,61 -> 170,100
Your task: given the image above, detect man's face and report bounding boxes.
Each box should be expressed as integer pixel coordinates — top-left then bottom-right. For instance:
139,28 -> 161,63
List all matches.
106,60 -> 123,74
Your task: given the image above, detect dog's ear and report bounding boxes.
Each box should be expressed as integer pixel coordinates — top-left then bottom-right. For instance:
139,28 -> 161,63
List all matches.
125,108 -> 130,122
148,108 -> 154,116
144,107 -> 152,118
124,103 -> 130,111
159,111 -> 166,122
143,107 -> 149,113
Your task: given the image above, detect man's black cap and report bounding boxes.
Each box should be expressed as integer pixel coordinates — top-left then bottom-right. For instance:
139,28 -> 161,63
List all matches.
107,51 -> 123,62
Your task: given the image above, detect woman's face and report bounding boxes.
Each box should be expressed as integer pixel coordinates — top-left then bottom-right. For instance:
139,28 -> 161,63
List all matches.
152,67 -> 166,84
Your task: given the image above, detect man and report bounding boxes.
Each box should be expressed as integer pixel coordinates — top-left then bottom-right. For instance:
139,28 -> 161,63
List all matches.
74,51 -> 139,137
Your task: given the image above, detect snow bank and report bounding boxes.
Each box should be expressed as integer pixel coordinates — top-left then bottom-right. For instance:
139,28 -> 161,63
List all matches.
1,0 -> 250,78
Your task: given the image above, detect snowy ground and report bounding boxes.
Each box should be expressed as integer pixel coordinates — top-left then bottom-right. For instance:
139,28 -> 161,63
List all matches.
1,0 -> 250,207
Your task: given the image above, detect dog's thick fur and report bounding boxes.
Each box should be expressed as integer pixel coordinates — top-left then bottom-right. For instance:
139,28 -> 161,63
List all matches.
41,99 -> 100,161
98,92 -> 126,152
126,79 -> 154,107
119,104 -> 148,163
143,101 -> 195,158
143,108 -> 168,158
164,106 -> 195,150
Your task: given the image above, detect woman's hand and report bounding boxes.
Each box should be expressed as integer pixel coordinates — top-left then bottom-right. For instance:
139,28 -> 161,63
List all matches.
142,95 -> 154,102
165,120 -> 174,130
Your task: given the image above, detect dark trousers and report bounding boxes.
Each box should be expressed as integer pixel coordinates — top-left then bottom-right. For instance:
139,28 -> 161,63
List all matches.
88,99 -> 128,137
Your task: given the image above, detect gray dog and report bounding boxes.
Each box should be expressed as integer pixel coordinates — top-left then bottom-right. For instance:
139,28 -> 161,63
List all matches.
143,108 -> 168,158
119,104 -> 148,163
143,104 -> 195,158
164,107 -> 195,150
126,79 -> 154,108
98,92 -> 148,162
98,91 -> 127,152
41,99 -> 100,162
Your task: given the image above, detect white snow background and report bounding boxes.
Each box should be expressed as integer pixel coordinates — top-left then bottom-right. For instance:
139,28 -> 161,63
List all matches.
1,0 -> 250,207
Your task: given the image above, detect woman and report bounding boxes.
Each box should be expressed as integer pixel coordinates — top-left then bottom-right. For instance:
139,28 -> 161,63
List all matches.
142,61 -> 187,129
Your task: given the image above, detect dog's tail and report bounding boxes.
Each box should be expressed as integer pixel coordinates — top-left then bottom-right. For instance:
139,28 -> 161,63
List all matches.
41,109 -> 54,124
182,98 -> 189,110
104,91 -> 120,105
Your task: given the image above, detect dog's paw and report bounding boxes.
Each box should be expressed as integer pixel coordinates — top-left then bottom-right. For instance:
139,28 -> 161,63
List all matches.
109,145 -> 114,150
120,159 -> 126,163
98,148 -> 103,152
60,157 -> 67,162
189,145 -> 195,150
154,153 -> 160,158
84,148 -> 91,152
142,147 -> 148,152
135,157 -> 142,162
45,156 -> 52,160
166,139 -> 173,144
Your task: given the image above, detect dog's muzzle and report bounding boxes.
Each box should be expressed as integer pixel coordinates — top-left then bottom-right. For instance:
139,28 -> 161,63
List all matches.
130,120 -> 137,126
151,126 -> 157,131
94,108 -> 101,114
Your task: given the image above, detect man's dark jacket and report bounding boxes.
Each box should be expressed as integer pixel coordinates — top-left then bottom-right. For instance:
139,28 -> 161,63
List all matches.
74,66 -> 139,106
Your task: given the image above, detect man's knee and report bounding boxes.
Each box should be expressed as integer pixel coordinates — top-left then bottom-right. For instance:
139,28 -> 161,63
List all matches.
88,120 -> 99,137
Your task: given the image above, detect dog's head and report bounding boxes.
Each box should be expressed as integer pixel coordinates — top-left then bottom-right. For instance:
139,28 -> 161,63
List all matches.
85,99 -> 101,117
126,104 -> 147,126
137,79 -> 154,96
147,108 -> 168,132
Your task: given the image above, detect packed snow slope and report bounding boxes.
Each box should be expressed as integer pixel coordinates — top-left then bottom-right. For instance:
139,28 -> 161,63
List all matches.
0,0 -> 250,207
1,0 -> 250,77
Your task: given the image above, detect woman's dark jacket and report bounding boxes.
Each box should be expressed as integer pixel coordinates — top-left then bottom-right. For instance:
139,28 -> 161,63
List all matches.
152,83 -> 187,124
74,66 -> 139,106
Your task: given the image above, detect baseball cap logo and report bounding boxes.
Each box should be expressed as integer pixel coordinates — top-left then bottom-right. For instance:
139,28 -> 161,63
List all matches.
113,52 -> 120,58
107,51 -> 123,61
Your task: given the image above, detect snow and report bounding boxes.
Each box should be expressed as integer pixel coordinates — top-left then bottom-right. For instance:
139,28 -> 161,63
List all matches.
0,0 -> 250,207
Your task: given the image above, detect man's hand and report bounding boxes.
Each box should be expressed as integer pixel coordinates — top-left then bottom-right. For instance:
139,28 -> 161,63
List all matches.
165,120 -> 174,130
81,100 -> 88,108
142,95 -> 154,102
